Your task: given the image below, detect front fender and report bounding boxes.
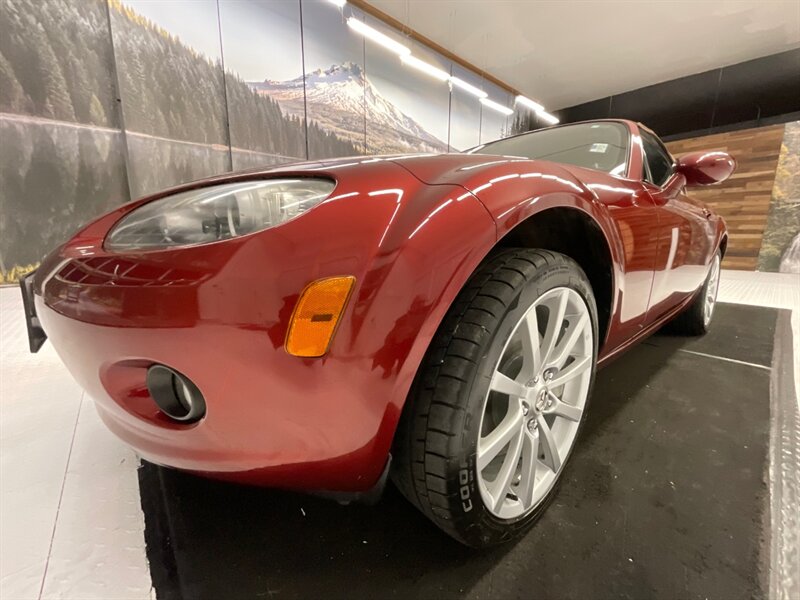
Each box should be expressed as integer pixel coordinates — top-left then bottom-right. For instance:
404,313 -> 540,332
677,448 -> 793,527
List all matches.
394,154 -> 626,333
326,169 -> 498,482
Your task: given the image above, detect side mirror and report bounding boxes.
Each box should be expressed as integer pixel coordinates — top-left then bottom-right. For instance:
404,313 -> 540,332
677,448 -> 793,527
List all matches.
676,151 -> 736,186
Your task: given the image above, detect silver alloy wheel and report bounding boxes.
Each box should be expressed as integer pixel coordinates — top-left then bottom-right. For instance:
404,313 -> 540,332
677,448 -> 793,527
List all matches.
476,287 -> 593,519
703,254 -> 721,327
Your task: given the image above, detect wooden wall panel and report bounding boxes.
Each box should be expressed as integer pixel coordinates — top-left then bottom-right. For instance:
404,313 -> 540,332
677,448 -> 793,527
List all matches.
666,124 -> 785,270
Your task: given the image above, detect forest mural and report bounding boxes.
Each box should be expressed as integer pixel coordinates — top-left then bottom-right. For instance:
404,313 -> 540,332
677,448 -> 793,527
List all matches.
0,0 -> 129,280
1,0 -> 527,282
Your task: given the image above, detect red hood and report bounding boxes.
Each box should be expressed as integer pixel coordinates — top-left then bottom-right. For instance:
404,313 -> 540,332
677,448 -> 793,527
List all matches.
384,153 -> 593,197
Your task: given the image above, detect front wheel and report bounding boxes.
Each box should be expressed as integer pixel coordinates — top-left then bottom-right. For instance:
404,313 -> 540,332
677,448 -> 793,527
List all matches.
392,249 -> 598,547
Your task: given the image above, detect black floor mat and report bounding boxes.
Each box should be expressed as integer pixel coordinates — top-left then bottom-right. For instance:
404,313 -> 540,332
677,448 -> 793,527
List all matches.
651,302 -> 778,366
139,303 -> 779,599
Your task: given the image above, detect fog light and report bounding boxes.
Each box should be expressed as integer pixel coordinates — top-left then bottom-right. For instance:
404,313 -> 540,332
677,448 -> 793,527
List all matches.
146,365 -> 206,423
285,276 -> 355,357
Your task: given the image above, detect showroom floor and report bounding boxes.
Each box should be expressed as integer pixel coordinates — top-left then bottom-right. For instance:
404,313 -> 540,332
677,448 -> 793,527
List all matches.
1,270 -> 797,600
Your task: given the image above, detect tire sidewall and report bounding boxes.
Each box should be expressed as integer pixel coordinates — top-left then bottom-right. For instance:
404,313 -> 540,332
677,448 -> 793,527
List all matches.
446,258 -> 599,547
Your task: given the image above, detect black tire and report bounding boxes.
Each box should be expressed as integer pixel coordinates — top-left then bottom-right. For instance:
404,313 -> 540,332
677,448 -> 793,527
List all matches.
665,251 -> 722,336
391,248 -> 599,547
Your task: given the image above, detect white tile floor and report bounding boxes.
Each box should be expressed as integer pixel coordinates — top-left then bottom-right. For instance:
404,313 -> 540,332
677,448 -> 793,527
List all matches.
0,289 -> 153,599
0,269 -> 797,599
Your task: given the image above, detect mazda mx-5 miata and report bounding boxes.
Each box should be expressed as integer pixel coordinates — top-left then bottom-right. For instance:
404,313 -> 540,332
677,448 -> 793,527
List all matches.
21,120 -> 733,547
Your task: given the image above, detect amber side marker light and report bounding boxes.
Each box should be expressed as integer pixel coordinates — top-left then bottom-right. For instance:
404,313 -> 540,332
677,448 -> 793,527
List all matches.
285,276 -> 356,358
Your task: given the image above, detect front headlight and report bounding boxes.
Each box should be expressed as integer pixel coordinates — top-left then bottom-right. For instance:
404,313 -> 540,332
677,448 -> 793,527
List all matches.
105,178 -> 335,251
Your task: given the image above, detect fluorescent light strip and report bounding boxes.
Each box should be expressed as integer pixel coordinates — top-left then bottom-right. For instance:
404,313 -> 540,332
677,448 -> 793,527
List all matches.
345,15 -> 530,122
515,95 -> 544,112
327,0 -> 346,7
400,54 -> 450,81
538,110 -> 559,124
480,97 -> 514,116
347,18 -> 410,56
449,76 -> 488,99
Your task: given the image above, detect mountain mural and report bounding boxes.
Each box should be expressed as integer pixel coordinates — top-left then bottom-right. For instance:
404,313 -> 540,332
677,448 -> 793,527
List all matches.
249,63 -> 449,155
1,0 -> 470,282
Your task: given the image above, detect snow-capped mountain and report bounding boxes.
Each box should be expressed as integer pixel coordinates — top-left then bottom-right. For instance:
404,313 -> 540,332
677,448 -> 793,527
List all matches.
248,63 -> 448,154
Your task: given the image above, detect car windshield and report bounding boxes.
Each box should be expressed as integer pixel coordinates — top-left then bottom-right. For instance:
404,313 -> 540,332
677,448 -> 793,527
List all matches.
470,122 -> 629,175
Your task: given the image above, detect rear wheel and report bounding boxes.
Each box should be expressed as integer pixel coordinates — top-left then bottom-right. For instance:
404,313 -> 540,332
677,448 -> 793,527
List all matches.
392,249 -> 598,547
667,251 -> 721,336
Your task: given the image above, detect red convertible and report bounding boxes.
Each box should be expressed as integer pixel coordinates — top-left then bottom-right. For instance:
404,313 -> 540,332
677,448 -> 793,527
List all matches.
21,120 -> 733,547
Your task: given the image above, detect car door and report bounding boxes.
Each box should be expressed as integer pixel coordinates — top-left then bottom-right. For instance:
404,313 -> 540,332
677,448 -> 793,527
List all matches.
640,129 -> 715,323
588,172 -> 661,353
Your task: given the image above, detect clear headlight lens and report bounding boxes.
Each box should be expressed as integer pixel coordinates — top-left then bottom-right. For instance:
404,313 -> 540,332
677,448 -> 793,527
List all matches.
105,178 -> 335,251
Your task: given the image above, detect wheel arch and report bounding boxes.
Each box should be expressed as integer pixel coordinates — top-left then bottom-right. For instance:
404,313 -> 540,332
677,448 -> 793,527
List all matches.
493,206 -> 617,350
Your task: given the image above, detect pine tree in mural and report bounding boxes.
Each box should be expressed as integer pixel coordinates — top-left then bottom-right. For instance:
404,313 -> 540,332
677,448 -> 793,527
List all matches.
36,35 -> 75,120
88,94 -> 108,127
0,51 -> 28,113
510,110 -> 534,136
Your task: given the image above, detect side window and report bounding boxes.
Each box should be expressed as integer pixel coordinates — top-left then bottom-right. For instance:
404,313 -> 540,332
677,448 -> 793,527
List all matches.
641,130 -> 674,187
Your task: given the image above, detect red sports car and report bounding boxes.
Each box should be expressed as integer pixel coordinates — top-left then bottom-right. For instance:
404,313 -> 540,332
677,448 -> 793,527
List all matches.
21,120 -> 733,547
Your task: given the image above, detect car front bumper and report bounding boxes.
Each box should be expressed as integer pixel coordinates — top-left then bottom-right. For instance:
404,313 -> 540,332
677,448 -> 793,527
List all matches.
33,264 -> 400,492
27,163 -> 497,493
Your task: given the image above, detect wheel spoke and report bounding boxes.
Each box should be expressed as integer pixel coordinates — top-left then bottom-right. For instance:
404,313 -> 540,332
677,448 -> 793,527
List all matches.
537,415 -> 561,473
477,405 -> 523,470
540,289 -> 568,366
517,431 -> 539,507
489,426 -> 524,511
548,311 -> 588,367
548,355 -> 591,388
547,391 -> 583,422
490,371 -> 527,398
519,308 -> 541,376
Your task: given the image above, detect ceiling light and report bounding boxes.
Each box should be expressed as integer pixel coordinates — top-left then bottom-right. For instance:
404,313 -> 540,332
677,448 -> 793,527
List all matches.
480,97 -> 514,116
449,77 -> 488,99
327,0 -> 346,6
515,95 -> 544,112
400,54 -> 450,81
347,18 -> 410,56
538,111 -> 559,124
